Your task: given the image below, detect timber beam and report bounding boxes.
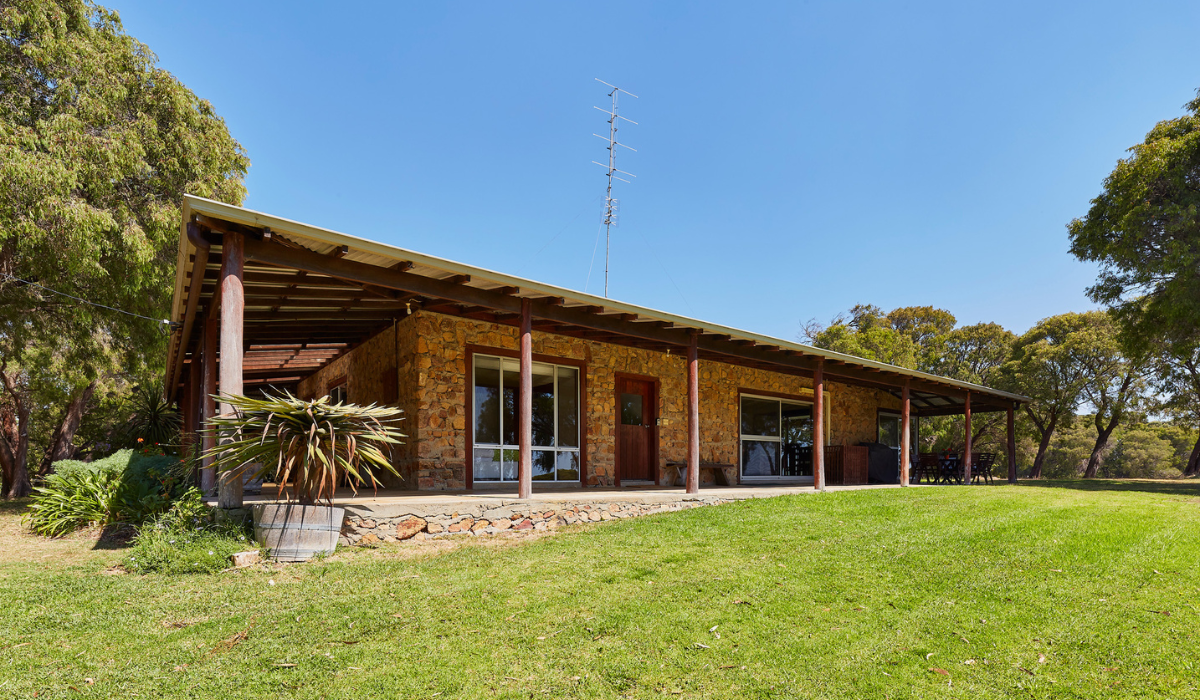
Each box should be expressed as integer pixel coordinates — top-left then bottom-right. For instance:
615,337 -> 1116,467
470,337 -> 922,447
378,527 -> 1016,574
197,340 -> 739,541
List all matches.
242,237 -> 993,402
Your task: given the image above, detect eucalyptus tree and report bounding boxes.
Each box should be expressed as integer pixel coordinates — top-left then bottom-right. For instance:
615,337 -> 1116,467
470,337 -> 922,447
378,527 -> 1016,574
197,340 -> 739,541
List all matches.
1152,342 -> 1200,476
1002,314 -> 1094,478
1074,312 -> 1148,478
1068,90 -> 1200,472
0,0 -> 248,497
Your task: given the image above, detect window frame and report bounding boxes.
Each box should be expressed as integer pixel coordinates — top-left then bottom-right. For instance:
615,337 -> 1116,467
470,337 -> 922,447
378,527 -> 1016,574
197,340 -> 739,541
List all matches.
466,348 -> 586,487
328,376 -> 348,405
877,408 -> 902,448
737,390 -> 830,483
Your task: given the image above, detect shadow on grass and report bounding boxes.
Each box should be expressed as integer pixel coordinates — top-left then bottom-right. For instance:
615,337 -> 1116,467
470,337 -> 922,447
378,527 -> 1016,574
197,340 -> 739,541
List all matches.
0,498 -> 30,517
1019,478 -> 1200,497
92,523 -> 138,550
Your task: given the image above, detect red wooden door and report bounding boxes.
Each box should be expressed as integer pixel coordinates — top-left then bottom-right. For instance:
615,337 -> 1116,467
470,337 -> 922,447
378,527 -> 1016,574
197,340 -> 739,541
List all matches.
617,378 -> 655,481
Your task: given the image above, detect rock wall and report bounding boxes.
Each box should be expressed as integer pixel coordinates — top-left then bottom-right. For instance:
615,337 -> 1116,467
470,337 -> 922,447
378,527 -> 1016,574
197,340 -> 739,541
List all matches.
299,311 -> 900,491
340,495 -> 736,545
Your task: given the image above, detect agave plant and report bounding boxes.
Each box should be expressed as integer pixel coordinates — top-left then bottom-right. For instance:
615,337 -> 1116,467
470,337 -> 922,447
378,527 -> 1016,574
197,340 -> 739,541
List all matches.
203,392 -> 405,505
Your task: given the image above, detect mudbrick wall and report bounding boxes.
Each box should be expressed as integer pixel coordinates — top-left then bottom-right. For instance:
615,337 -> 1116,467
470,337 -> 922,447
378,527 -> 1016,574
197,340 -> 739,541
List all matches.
299,311 -> 899,491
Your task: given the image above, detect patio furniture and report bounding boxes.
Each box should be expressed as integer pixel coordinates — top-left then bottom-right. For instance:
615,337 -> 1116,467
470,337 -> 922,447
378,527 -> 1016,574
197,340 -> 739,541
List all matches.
916,453 -> 941,484
940,453 -> 960,484
973,452 -> 997,484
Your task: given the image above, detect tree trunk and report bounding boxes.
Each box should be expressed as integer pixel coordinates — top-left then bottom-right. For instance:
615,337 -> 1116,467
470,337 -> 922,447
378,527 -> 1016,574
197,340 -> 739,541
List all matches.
1027,412 -> 1057,480
1083,426 -> 1115,479
0,367 -> 32,499
1083,415 -> 1120,479
37,381 -> 97,476
0,402 -> 16,495
1185,432 -> 1200,477
5,403 -> 30,499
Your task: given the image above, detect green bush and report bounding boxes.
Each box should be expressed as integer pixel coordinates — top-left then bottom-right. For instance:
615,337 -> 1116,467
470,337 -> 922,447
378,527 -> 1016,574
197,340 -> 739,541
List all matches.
24,469 -> 122,537
123,493 -> 259,575
27,449 -> 192,536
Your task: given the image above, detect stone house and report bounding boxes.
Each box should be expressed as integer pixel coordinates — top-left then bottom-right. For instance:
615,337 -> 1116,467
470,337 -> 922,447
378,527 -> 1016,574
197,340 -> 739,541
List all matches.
166,196 -> 1027,500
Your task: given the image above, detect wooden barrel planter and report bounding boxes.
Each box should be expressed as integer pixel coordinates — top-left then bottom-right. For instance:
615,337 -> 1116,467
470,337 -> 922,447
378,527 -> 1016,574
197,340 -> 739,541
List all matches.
252,504 -> 345,562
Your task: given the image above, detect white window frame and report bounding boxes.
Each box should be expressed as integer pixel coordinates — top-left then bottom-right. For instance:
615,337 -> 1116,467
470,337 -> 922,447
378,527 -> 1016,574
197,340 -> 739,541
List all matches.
738,392 -> 830,483
471,354 -> 581,483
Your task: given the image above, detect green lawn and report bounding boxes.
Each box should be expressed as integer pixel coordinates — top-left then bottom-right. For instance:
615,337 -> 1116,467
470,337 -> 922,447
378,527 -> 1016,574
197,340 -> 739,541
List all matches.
2,482 -> 1198,698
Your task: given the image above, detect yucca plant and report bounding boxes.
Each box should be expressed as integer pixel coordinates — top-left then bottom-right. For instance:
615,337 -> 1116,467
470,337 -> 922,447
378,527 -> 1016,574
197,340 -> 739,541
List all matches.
203,392 -> 405,505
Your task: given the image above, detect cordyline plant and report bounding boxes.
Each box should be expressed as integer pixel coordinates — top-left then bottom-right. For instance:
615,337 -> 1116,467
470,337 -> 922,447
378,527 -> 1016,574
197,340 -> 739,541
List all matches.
203,392 -> 405,505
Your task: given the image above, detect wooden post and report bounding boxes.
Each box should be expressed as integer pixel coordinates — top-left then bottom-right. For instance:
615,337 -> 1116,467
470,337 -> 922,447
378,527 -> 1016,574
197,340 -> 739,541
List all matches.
518,298 -> 532,499
686,333 -> 700,495
200,316 -> 217,495
900,380 -> 911,487
217,232 -> 245,510
962,390 -> 972,485
182,355 -> 201,481
180,368 -> 194,463
1007,403 -> 1017,484
813,359 -> 825,492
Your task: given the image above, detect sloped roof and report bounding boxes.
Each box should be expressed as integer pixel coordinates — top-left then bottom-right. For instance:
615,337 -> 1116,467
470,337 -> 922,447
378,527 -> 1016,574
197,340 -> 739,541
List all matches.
167,195 -> 1029,412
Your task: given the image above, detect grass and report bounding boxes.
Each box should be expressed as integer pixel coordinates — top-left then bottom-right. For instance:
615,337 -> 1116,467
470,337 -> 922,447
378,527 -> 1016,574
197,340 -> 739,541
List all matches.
1,482 -> 1198,698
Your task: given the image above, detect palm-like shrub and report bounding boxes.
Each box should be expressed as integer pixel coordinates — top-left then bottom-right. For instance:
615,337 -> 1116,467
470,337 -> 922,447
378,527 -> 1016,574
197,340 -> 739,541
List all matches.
203,392 -> 405,505
123,383 -> 182,448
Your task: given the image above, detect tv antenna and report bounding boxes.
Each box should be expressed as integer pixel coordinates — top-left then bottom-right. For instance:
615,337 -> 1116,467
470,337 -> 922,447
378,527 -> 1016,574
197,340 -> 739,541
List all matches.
592,78 -> 637,298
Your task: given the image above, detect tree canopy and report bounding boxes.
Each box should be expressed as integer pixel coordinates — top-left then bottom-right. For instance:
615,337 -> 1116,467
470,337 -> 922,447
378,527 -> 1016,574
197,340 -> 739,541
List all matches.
0,0 -> 248,496
1068,90 -> 1200,349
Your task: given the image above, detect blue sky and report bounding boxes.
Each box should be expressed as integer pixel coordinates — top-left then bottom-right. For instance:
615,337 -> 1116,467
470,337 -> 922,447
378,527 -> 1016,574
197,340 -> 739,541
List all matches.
118,1 -> 1200,340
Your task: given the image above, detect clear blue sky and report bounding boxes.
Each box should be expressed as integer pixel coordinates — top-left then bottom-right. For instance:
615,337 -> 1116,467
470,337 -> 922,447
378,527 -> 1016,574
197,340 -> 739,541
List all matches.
118,0 -> 1200,340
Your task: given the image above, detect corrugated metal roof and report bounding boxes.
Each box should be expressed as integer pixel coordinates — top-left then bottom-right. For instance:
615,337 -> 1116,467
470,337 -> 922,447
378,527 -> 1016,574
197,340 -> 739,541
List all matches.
171,195 -> 1030,405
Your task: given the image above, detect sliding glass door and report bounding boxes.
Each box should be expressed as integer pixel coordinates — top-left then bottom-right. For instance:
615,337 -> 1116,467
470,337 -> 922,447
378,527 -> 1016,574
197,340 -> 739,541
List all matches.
740,394 -> 814,481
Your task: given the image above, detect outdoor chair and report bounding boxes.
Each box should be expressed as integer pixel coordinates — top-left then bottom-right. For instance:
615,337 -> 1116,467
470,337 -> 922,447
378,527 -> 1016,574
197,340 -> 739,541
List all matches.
973,452 -> 997,484
916,453 -> 941,484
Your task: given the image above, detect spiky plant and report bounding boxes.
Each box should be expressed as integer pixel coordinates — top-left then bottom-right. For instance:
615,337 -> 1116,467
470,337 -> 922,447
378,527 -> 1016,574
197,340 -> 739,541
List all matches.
203,392 -> 405,505
124,382 -> 182,447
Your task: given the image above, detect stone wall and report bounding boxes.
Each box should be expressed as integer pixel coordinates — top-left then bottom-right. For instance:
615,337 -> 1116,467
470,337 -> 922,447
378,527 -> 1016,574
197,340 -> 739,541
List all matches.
412,311 -> 898,489
340,494 -> 736,545
298,311 -> 900,491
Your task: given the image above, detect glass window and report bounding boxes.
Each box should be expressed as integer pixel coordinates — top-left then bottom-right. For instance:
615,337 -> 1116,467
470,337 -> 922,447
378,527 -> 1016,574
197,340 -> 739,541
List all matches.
555,451 -> 579,481
502,362 -> 520,447
740,395 -> 817,480
742,440 -> 779,477
329,382 -> 347,405
741,397 -> 780,437
532,450 -> 555,480
473,356 -> 501,445
620,393 -> 643,426
473,448 -> 501,482
471,354 -> 582,483
878,413 -> 900,448
557,367 -> 579,448
532,363 -> 555,447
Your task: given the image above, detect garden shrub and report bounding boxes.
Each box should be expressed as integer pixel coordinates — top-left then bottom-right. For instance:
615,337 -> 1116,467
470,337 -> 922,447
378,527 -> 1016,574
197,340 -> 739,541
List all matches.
27,449 -> 193,536
24,469 -> 122,537
123,492 -> 259,575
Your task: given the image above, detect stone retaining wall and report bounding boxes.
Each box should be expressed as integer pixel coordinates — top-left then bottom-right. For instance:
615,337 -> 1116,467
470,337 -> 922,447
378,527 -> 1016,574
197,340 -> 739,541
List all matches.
339,496 -> 735,545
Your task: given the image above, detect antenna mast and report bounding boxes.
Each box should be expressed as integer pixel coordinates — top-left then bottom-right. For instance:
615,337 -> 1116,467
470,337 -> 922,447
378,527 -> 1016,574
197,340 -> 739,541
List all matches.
592,78 -> 637,298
